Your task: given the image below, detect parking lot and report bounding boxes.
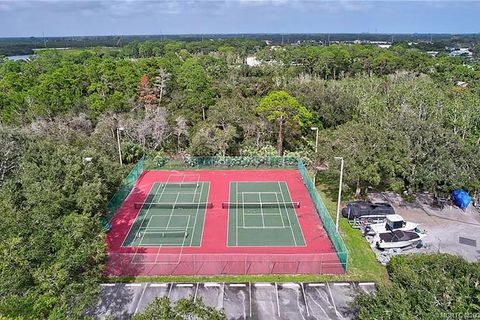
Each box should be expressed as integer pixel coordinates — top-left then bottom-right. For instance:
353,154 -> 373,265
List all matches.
369,192 -> 480,262
91,281 -> 375,319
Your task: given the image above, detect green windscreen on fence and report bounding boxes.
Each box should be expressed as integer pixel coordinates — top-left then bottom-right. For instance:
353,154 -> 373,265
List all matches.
105,156 -> 145,223
297,160 -> 349,270
144,156 -> 298,170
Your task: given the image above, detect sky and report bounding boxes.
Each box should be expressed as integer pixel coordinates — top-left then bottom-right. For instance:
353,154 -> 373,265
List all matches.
0,0 -> 479,37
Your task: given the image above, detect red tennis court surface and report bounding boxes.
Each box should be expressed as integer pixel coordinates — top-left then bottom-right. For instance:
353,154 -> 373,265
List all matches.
106,169 -> 344,276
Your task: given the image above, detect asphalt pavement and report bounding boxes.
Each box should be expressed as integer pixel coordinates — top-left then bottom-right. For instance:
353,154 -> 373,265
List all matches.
90,281 -> 375,319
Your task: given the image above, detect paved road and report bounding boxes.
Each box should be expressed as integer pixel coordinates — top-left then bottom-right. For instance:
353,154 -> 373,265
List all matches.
90,281 -> 375,319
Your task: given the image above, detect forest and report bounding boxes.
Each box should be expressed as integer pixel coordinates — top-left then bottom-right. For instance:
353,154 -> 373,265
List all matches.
0,39 -> 480,318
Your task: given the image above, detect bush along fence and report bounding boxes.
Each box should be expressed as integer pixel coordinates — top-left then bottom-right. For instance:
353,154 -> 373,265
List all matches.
144,155 -> 298,170
103,156 -> 145,227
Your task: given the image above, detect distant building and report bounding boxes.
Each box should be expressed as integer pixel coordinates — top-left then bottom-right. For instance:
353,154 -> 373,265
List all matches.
378,44 -> 392,49
427,51 -> 439,57
449,48 -> 473,58
246,56 -> 261,67
455,81 -> 469,88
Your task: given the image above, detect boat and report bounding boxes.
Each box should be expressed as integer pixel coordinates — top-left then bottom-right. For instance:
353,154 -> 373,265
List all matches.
374,230 -> 426,249
364,214 -> 419,236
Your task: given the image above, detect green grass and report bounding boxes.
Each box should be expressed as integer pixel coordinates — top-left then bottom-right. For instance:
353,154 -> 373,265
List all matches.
105,172 -> 388,285
316,183 -> 389,285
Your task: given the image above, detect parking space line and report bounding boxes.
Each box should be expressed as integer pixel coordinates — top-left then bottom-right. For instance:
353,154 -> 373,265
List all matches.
134,284 -> 147,314
193,283 -> 199,301
254,283 -> 272,287
230,283 -> 246,287
167,283 -> 173,298
177,284 -> 194,287
301,283 -> 310,317
333,282 -> 351,287
359,282 -> 375,286
308,283 -> 325,287
275,282 -> 281,317
100,283 -> 115,287
204,282 -> 221,287
220,283 -> 225,309
281,282 -> 299,288
249,282 -> 252,318
150,283 -> 168,287
125,283 -> 142,287
326,283 -> 340,318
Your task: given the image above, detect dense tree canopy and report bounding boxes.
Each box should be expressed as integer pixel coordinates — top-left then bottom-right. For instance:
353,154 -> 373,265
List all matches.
355,254 -> 480,319
0,39 -> 479,317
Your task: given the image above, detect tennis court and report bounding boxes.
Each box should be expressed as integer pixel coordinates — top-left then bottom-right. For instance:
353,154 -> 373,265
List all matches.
226,181 -> 306,247
106,167 -> 347,276
122,177 -> 210,248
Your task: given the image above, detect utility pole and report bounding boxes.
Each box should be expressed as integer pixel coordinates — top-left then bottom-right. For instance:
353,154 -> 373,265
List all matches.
311,127 -> 319,153
334,157 -> 344,232
117,127 -> 124,166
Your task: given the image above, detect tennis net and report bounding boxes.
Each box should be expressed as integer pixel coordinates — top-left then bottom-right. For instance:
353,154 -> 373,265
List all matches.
134,202 -> 214,209
221,202 -> 300,209
138,230 -> 188,238
160,183 -> 199,189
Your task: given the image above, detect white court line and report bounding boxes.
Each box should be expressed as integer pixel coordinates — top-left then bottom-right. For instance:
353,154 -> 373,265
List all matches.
130,182 -> 165,261
277,181 -> 297,246
189,180 -> 205,246
154,216 -> 190,264
259,193 -> 265,227
150,283 -> 168,287
236,182 -> 239,246
240,226 -> 292,229
283,181 -> 307,244
242,192 -> 246,228
121,182 -> 159,247
165,193 -> 180,228
274,192 -> 286,227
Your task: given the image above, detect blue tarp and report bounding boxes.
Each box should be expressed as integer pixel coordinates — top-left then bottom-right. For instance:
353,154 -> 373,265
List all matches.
452,189 -> 471,209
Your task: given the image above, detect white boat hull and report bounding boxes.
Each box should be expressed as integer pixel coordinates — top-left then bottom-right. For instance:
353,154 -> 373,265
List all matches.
374,231 -> 426,249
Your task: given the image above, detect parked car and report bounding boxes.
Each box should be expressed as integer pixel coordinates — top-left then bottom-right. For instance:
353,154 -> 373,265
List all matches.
341,201 -> 395,219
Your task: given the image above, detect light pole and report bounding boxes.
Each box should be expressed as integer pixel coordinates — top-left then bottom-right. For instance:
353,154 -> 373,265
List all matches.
334,157 -> 344,232
116,127 -> 124,166
310,127 -> 319,153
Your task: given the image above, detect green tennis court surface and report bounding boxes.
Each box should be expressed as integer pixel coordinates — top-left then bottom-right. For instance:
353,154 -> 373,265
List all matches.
123,182 -> 210,247
227,181 -> 306,247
